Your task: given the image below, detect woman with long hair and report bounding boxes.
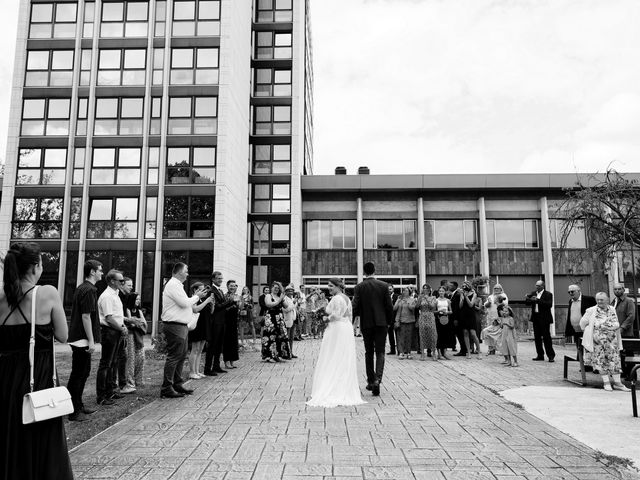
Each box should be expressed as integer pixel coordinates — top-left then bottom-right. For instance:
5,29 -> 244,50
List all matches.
0,242 -> 73,479
262,281 -> 291,361
188,282 -> 213,379
416,284 -> 438,361
435,286 -> 454,360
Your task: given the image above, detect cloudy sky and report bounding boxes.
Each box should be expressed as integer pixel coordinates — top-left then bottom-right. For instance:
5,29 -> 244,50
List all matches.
0,0 -> 639,175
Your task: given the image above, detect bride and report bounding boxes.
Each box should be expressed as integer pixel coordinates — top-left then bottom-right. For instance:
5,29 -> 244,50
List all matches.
306,278 -> 365,408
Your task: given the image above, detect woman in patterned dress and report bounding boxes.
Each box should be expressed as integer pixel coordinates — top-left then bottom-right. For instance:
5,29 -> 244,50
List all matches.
262,281 -> 291,361
580,292 -> 630,391
416,284 -> 438,361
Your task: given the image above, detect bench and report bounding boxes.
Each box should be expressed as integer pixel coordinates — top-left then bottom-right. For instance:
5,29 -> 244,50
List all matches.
563,337 -> 587,386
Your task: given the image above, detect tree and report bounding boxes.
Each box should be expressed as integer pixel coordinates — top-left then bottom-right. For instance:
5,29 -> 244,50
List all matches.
555,169 -> 640,265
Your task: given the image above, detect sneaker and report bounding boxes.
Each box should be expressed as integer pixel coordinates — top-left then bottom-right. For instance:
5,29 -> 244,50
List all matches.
69,411 -> 89,422
406,354 -> 413,360
97,397 -> 116,406
398,354 -> 406,359
110,393 -> 125,400
121,386 -> 136,394
188,374 -> 201,380
82,406 -> 98,415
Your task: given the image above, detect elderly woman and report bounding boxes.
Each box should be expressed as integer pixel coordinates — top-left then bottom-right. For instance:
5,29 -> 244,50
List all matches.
580,292 -> 630,391
394,287 -> 417,359
416,284 -> 438,361
481,284 -> 508,355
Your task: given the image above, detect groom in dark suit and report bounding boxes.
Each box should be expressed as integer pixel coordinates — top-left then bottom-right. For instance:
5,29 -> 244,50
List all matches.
204,271 -> 235,375
525,280 -> 555,362
352,262 -> 394,396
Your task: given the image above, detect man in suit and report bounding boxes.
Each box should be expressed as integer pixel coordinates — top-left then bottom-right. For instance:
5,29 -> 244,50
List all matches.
564,284 -> 596,343
449,281 -> 467,356
386,284 -> 397,354
204,271 -> 235,375
352,262 -> 394,397
525,280 -> 555,362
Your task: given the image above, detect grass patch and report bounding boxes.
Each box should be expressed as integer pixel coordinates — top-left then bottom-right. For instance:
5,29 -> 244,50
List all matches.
594,450 -> 636,471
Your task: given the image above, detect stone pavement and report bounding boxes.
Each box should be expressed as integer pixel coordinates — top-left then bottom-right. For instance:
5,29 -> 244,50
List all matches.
70,339 -> 640,480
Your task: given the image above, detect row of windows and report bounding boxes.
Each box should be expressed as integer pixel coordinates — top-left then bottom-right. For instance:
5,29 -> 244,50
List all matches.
12,196 -> 216,240
256,0 -> 293,23
304,219 -> 588,250
16,146 -> 215,186
29,1 -> 221,39
21,96 -> 218,137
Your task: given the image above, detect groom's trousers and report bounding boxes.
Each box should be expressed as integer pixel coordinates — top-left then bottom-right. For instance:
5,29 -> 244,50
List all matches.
362,326 -> 388,384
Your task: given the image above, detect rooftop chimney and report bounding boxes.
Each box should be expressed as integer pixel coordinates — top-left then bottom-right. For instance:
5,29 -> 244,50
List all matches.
335,166 -> 347,175
358,166 -> 370,175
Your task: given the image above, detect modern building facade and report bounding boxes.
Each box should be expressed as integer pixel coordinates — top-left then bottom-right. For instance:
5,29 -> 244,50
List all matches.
0,0 -> 313,331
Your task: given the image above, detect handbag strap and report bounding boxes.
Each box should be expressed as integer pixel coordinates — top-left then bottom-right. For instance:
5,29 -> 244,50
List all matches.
28,286 -> 39,393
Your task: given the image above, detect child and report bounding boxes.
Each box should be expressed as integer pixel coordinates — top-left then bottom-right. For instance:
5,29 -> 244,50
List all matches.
498,304 -> 518,367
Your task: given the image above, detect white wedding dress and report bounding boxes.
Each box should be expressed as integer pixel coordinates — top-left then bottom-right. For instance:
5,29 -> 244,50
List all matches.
306,293 -> 366,408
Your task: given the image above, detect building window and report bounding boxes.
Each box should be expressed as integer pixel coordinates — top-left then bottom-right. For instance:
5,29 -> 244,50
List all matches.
100,1 -> 148,38
155,1 -> 166,36
168,96 -> 217,135
486,219 -> 539,249
252,144 -> 291,174
87,197 -> 138,239
29,3 -> 77,39
166,147 -> 216,184
550,219 -> 587,249
76,97 -> 89,135
256,0 -> 293,23
83,1 -> 95,37
68,197 -> 82,239
94,97 -> 144,135
21,98 -> 70,136
255,31 -> 292,59
148,147 -> 159,184
305,220 -> 356,249
364,220 -> 416,249
73,148 -> 85,184
16,148 -> 66,185
163,196 -> 215,238
253,105 -> 291,135
152,48 -> 164,85
91,148 -> 141,185
25,50 -> 74,87
254,68 -> 292,97
172,0 -> 220,37
145,196 -> 157,238
252,222 -> 290,254
252,184 -> 290,213
170,47 -> 219,84
80,49 -> 92,86
98,49 -> 147,86
12,198 -> 63,239
424,220 -> 478,249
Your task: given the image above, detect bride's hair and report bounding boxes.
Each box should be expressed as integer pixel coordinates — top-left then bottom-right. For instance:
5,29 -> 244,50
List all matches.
328,277 -> 345,291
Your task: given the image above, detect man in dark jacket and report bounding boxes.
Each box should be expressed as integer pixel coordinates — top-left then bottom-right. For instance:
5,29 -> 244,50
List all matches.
525,280 -> 555,362
204,271 -> 235,375
352,262 -> 393,397
613,283 -> 637,378
564,284 -> 596,343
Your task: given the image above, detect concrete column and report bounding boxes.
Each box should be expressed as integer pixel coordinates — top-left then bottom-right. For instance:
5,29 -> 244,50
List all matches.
539,196 -> 556,336
417,197 -> 426,288
477,197 -> 490,277
357,197 -> 364,283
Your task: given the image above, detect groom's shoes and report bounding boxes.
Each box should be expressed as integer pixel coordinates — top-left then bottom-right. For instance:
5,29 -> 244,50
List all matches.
371,380 -> 380,396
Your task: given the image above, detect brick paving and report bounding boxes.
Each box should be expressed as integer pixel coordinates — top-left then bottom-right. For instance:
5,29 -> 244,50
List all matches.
70,339 -> 640,479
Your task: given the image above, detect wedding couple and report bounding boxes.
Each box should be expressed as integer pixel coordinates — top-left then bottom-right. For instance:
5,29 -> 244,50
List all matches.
307,262 -> 393,407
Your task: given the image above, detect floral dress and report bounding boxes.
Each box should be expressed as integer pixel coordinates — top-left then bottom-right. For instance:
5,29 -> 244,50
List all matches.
261,294 -> 291,360
581,306 -> 621,375
417,294 -> 438,352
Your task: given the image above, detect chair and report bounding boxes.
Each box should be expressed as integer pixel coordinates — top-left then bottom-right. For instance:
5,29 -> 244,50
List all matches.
563,337 -> 587,386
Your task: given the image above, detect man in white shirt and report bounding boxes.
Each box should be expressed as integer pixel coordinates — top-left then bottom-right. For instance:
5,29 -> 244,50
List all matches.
96,269 -> 129,405
161,262 -> 206,398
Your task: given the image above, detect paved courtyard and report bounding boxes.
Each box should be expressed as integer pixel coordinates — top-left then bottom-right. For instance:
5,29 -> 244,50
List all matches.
70,339 -> 640,480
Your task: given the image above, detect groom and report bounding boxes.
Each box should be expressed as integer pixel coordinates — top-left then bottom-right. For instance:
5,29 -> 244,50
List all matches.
352,262 -> 393,396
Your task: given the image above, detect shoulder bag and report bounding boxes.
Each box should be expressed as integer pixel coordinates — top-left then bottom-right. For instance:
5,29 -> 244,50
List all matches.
22,286 -> 74,424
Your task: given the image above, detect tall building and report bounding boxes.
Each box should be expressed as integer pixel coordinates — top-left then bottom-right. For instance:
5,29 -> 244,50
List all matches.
0,0 -> 314,331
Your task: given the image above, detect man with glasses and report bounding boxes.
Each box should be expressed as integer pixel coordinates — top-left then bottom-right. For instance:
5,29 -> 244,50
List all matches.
67,260 -> 103,421
96,269 -> 129,405
564,284 -> 596,344
525,280 -> 556,362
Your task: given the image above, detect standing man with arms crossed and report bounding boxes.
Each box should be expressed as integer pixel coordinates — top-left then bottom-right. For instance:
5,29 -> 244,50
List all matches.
525,280 -> 555,362
161,262 -> 207,398
352,262 -> 394,397
67,259 -> 103,421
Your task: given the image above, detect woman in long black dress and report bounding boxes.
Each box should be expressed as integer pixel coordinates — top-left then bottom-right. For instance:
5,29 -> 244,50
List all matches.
223,281 -> 241,369
0,242 -> 74,479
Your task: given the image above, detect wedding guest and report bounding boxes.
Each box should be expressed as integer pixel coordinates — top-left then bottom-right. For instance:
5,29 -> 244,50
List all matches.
394,287 -> 417,359
258,286 -> 270,317
613,283 -> 637,378
188,282 -> 213,379
117,277 -> 134,394
238,286 -> 256,347
306,288 -> 320,338
564,284 -> 596,344
297,286 -> 310,337
459,281 -> 482,358
0,242 -> 74,479
223,280 -> 241,369
123,292 -> 147,391
450,281 -> 466,356
67,259 -> 102,422
435,286 -> 454,359
97,270 -> 129,405
283,284 -> 298,358
481,285 -> 508,355
472,291 -> 486,353
387,284 -> 397,355
416,284 -> 438,361
262,281 -> 290,361
580,292 -> 630,391
498,304 -> 518,367
204,271 -> 234,375
160,263 -> 207,398
315,291 -> 329,339
525,280 -> 555,362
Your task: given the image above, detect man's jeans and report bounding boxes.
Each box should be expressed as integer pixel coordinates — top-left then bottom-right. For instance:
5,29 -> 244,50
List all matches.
67,345 -> 92,413
97,326 -> 121,401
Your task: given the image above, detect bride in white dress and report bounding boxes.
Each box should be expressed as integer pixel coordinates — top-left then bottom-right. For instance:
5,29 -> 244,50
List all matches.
307,278 -> 366,408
